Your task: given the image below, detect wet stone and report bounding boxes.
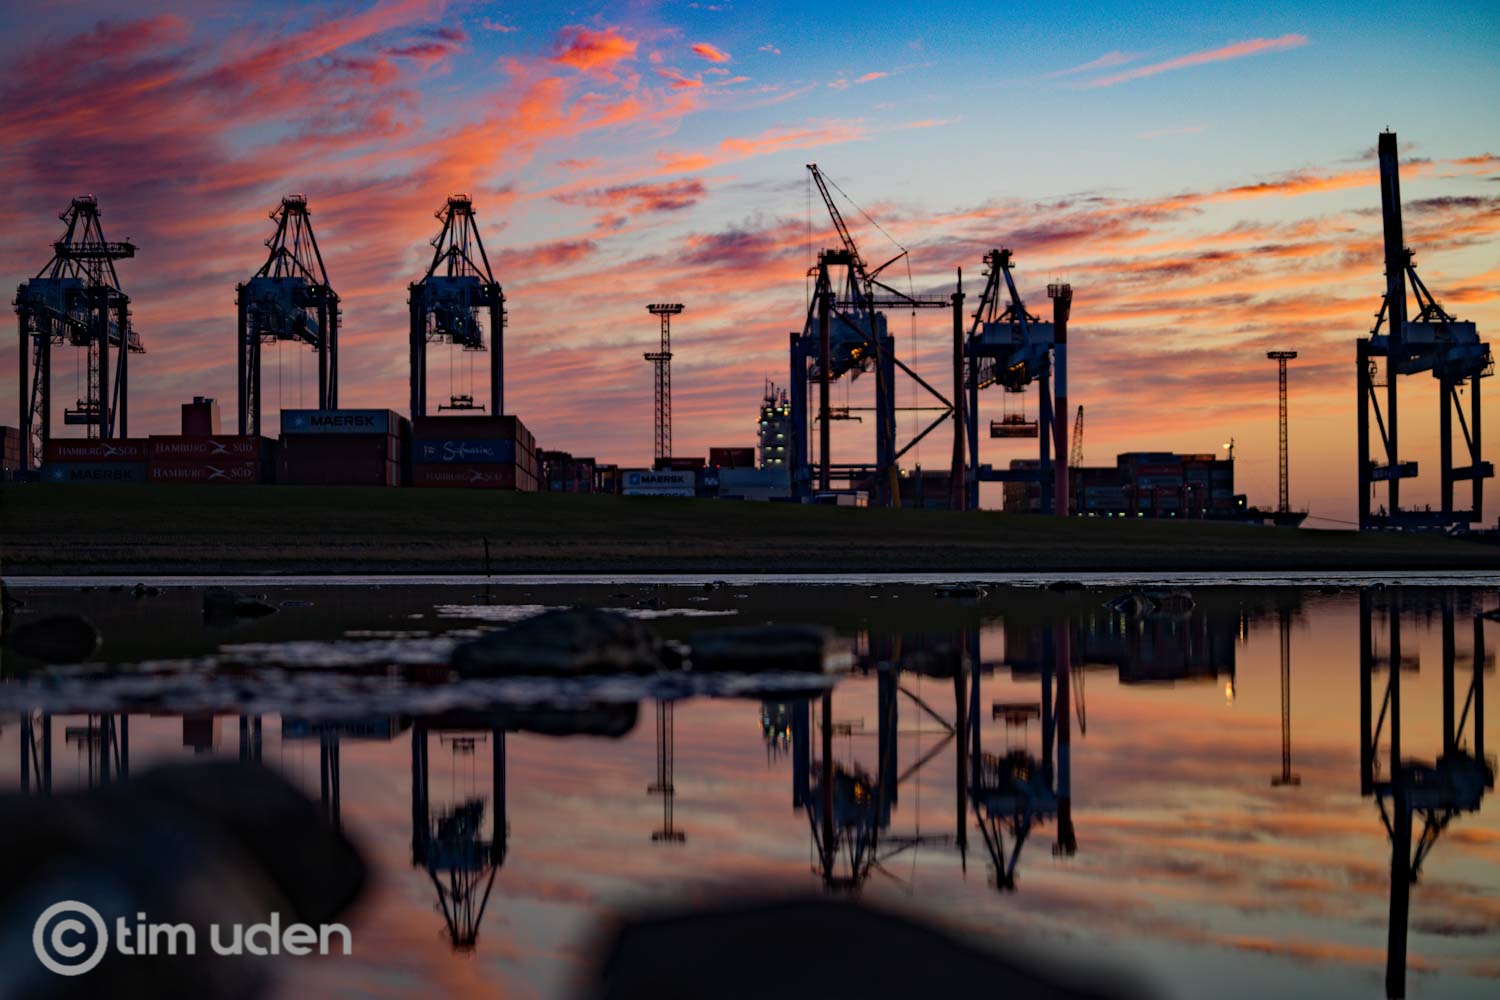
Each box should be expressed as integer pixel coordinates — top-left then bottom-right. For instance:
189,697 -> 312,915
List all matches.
451,608 -> 667,677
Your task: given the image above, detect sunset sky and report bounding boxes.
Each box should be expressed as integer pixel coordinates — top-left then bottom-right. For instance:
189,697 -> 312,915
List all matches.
2,1 -> 1497,523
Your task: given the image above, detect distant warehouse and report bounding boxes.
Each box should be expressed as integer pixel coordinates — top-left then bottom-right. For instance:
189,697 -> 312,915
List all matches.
1005,451 -> 1245,518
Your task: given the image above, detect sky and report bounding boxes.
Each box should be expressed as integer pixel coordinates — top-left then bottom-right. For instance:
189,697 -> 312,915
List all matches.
1,0 -> 1497,524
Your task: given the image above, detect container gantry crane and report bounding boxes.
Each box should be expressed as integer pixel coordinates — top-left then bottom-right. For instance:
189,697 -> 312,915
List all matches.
237,195 -> 339,436
962,251 -> 1066,512
410,195 -> 506,417
788,164 -> 958,506
15,196 -> 142,468
1357,131 -> 1492,530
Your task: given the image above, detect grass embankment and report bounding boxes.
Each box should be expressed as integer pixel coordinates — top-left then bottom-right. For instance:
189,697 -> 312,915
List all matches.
2,484 -> 1496,575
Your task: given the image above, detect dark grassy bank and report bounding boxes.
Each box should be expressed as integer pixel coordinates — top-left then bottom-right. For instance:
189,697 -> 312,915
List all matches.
3,483 -> 1496,576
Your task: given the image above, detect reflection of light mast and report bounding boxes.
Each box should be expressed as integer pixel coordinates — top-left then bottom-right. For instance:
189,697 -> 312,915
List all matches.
649,701 -> 685,843
1271,607 -> 1301,787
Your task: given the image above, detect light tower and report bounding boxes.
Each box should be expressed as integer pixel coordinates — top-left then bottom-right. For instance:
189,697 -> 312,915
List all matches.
237,195 -> 339,436
1267,351 -> 1297,514
16,196 -> 142,467
409,195 -> 505,418
645,303 -> 682,461
647,700 -> 685,843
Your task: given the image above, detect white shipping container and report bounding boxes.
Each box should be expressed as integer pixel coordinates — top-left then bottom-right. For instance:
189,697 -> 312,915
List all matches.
623,468 -> 696,496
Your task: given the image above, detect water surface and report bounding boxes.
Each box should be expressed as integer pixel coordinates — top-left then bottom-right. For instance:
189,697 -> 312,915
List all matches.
2,581 -> 1495,999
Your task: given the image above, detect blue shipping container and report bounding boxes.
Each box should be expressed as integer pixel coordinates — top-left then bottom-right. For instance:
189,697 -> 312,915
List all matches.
413,439 -> 516,464
281,409 -> 393,436
44,462 -> 147,484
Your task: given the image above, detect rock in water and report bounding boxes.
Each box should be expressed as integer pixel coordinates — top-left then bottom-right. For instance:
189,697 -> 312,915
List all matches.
688,624 -> 840,673
1144,589 -> 1195,614
4,614 -> 101,663
0,761 -> 364,1000
1047,580 -> 1086,593
1106,592 -> 1156,617
452,608 -> 666,676
203,586 -> 277,623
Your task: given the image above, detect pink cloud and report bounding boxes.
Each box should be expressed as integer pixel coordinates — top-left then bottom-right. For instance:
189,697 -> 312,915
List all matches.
690,42 -> 730,63
1082,34 -> 1309,88
855,71 -> 887,84
551,25 -> 638,76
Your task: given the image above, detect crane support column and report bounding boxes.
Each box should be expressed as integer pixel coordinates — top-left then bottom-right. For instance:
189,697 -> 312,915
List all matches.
1049,283 -> 1072,517
951,271 -> 966,512
17,308 -> 29,469
818,287 -> 831,492
1357,338 -> 1371,526
1379,133 -> 1407,519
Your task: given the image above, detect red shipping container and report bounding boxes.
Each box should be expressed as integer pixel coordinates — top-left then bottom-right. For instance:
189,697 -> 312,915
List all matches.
282,435 -> 401,463
283,456 -> 399,486
43,438 -> 148,462
150,459 -> 261,484
412,463 -> 518,489
149,435 -> 267,460
709,447 -> 756,469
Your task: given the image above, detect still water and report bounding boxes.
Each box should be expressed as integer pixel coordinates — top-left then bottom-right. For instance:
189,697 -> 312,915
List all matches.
2,581 -> 1495,999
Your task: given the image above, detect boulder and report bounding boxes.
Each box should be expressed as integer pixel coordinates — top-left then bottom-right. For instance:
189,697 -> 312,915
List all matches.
1106,592 -> 1155,616
1047,580 -> 1086,593
203,587 -> 277,623
451,608 -> 666,676
688,624 -> 839,673
3,614 -> 101,663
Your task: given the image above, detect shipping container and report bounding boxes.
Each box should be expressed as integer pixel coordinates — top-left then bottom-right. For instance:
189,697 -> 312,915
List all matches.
281,409 -> 404,436
43,462 -> 147,484
413,438 -> 517,464
624,469 -> 695,496
149,459 -> 261,485
708,447 -> 756,469
412,415 -> 534,455
43,438 -> 148,462
181,397 -> 221,436
653,456 -> 705,472
148,435 -> 270,460
282,434 -> 402,463
411,463 -> 519,489
282,457 -> 400,487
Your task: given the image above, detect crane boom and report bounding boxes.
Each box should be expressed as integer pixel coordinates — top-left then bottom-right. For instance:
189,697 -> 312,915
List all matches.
807,163 -> 864,274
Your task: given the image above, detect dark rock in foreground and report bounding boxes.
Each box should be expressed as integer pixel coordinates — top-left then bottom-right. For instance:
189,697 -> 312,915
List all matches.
452,608 -> 666,676
3,613 -> 101,663
687,624 -> 839,673
0,761 -> 364,999
593,897 -> 1153,1000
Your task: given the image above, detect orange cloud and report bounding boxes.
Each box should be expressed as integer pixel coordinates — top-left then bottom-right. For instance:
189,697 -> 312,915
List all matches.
1082,34 -> 1309,88
855,71 -> 887,84
551,25 -> 638,76
690,42 -> 730,63
655,67 -> 703,90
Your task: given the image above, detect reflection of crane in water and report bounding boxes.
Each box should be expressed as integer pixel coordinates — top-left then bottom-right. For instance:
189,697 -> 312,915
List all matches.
760,700 -> 795,762
33,713 -> 128,790
977,622 -> 1077,890
1271,607 -> 1301,787
1359,590 -> 1492,999
411,716 -> 507,951
648,700 -> 685,843
791,635 -> 970,890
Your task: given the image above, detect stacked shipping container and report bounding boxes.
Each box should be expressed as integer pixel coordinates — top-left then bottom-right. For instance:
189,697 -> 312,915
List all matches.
147,436 -> 275,484
42,439 -> 149,483
0,425 -> 22,476
411,415 -> 537,490
280,409 -> 406,486
540,450 -> 596,493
